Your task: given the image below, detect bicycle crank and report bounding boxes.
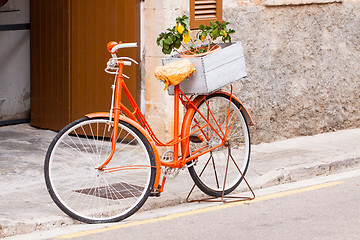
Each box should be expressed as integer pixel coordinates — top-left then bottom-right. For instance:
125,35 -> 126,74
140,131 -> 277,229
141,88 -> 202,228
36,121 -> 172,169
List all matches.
161,150 -> 180,178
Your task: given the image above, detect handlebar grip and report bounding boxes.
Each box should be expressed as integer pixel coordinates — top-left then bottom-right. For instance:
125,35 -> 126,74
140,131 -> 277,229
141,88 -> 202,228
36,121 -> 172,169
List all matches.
107,42 -> 138,53
123,61 -> 132,66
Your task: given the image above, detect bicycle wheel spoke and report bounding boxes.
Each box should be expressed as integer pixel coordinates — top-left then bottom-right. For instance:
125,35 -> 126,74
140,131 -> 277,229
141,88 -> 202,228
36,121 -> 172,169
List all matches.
80,125 -> 98,156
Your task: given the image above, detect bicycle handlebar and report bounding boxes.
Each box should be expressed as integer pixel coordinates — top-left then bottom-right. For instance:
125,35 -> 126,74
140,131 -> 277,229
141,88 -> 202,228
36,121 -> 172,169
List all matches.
107,41 -> 137,54
105,42 -> 138,76
112,42 -> 137,52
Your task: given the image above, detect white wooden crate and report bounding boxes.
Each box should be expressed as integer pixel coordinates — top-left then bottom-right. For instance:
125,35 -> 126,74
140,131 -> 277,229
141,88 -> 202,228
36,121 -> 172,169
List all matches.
163,42 -> 247,95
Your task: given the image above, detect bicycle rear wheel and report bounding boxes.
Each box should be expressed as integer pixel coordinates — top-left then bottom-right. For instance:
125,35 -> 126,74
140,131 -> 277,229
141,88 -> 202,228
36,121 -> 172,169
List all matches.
44,117 -> 156,223
187,92 -> 251,197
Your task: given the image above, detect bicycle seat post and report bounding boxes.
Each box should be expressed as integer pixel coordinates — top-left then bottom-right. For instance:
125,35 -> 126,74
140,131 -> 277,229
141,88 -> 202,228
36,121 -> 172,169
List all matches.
173,85 -> 180,166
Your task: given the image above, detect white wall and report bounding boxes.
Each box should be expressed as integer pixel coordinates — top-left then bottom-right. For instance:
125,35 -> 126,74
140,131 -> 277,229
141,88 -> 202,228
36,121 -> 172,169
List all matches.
0,0 -> 30,122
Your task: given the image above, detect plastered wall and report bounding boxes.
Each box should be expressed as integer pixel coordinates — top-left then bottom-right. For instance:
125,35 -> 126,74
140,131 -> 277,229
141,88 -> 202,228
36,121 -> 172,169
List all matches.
144,0 -> 360,144
0,0 -> 30,122
223,0 -> 360,143
143,0 -> 189,145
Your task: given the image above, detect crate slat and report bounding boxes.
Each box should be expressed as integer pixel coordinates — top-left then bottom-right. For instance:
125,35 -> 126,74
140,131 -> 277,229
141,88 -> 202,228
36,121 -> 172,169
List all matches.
163,42 -> 247,95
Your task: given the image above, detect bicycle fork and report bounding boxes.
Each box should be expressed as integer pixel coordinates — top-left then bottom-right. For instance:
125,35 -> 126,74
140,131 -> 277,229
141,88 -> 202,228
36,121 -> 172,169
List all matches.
98,62 -> 125,171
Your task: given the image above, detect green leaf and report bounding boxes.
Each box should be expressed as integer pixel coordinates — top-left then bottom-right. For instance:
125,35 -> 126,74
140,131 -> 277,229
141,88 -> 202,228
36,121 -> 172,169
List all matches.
210,28 -> 218,38
164,37 -> 173,45
159,39 -> 164,47
183,19 -> 190,27
174,39 -> 181,49
162,48 -> 172,54
156,33 -> 165,45
199,48 -> 206,53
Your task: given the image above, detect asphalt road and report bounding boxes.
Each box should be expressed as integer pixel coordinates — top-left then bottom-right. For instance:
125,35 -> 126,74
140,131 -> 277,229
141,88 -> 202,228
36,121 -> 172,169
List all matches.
6,169 -> 360,240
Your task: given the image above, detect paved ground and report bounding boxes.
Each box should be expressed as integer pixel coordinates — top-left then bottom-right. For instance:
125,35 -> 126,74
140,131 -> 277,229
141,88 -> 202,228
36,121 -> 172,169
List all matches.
0,124 -> 359,238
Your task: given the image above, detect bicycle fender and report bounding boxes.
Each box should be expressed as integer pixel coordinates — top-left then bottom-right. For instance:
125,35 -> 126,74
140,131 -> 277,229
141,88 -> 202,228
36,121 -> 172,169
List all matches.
85,112 -> 162,190
216,90 -> 254,126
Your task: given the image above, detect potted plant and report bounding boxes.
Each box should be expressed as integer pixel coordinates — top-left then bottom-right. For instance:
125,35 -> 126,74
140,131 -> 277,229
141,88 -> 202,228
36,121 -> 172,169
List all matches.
158,15 -> 247,95
156,15 -> 235,57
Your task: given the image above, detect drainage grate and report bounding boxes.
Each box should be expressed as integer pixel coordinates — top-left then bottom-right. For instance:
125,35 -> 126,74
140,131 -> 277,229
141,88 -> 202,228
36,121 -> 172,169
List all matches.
74,182 -> 144,200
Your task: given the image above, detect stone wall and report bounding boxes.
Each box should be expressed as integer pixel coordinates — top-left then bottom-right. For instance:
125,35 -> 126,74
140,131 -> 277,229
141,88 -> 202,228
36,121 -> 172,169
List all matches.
143,0 -> 360,144
223,0 -> 360,143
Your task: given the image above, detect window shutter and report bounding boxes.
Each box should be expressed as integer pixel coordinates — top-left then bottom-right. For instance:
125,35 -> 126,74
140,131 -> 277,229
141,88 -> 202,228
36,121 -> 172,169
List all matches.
190,0 -> 222,29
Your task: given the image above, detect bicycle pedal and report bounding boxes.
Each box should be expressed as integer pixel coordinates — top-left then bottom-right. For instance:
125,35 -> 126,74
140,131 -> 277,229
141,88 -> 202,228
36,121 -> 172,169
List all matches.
149,191 -> 161,197
189,134 -> 204,143
149,185 -> 162,197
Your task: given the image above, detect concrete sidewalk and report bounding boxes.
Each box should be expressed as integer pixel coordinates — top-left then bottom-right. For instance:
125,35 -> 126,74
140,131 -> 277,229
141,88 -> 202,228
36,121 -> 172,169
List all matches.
0,124 -> 359,238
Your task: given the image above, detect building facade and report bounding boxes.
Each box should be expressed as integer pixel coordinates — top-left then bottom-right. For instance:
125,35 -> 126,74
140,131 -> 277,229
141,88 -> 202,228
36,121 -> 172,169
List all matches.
143,0 -> 360,143
0,0 -> 359,144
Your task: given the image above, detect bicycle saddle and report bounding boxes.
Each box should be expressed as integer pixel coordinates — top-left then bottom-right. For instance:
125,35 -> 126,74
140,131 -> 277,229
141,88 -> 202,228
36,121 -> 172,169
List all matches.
154,59 -> 196,90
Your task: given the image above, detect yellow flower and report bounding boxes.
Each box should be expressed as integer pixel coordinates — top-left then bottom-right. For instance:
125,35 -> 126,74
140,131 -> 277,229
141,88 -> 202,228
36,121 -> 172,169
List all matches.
201,35 -> 206,42
184,33 -> 191,44
177,24 -> 185,34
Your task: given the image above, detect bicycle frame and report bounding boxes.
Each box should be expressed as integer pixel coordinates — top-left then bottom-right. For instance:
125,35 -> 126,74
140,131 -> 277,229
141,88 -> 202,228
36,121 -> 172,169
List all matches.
45,41 -> 256,224
88,45 -> 253,193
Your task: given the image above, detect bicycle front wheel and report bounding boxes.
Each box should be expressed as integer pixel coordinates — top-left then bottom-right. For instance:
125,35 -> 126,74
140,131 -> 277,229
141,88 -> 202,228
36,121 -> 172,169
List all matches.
44,117 -> 156,223
187,92 -> 251,197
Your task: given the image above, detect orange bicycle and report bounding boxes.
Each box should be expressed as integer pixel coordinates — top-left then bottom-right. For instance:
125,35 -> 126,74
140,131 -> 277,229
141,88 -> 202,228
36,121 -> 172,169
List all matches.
44,41 -> 253,223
